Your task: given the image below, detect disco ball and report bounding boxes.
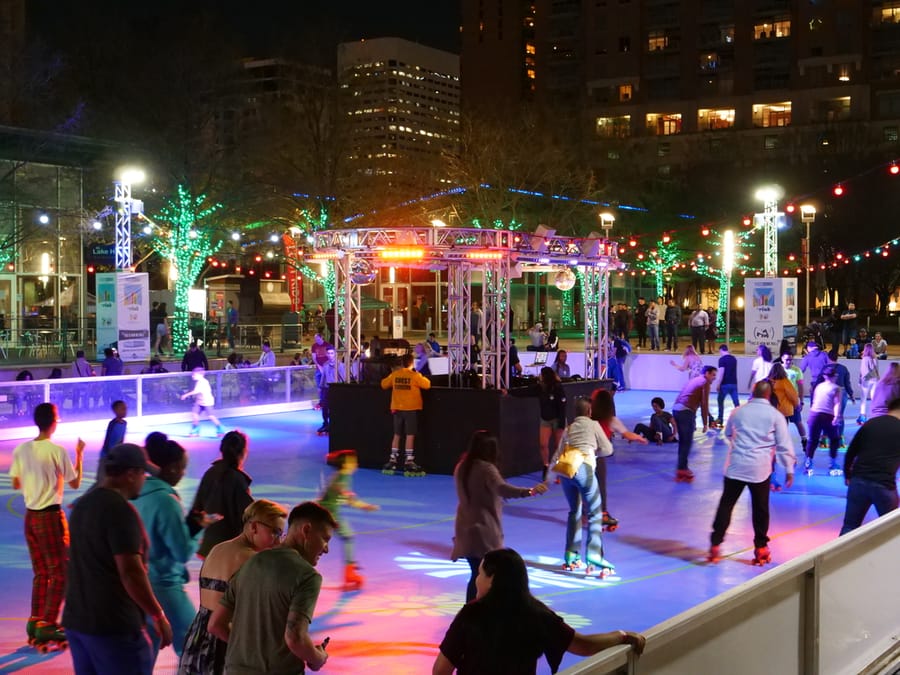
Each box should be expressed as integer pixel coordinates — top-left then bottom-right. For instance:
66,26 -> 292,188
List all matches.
554,268 -> 576,291
349,259 -> 376,285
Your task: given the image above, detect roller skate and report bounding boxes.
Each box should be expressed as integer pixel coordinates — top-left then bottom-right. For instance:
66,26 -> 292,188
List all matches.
216,425 -> 225,437
585,557 -> 615,579
26,617 -> 38,646
804,457 -> 814,476
602,511 -> 619,532
828,461 -> 843,477
32,622 -> 68,653
381,457 -> 399,475
751,546 -> 771,566
562,553 -> 584,572
818,437 -> 827,448
838,436 -> 846,449
541,465 -> 549,483
343,563 -> 364,591
188,425 -> 199,438
316,424 -> 329,436
654,431 -> 663,446
403,460 -> 426,477
707,545 -> 721,563
675,469 -> 695,483
856,415 -> 867,425
770,474 -> 782,492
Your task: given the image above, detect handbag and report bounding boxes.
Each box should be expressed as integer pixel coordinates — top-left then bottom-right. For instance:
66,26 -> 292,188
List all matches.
551,445 -> 585,479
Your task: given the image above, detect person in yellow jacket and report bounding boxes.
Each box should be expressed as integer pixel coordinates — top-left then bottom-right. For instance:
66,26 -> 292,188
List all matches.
381,353 -> 432,474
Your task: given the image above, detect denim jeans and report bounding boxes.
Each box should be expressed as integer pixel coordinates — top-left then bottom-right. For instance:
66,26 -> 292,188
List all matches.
806,412 -> 841,461
717,384 -> 740,424
560,463 -> 604,565
69,628 -> 154,675
839,478 -> 899,535
673,409 -> 697,470
648,324 -> 659,350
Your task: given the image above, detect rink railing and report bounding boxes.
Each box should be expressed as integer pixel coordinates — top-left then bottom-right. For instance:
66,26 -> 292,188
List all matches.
561,508 -> 900,675
0,366 -> 318,441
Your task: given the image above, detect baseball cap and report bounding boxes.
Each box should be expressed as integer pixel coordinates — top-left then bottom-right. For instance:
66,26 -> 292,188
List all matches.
104,443 -> 160,476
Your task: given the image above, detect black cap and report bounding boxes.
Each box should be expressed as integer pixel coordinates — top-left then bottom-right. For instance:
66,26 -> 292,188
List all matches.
105,443 -> 160,476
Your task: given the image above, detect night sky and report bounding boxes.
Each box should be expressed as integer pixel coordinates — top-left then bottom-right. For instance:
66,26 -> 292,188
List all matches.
28,0 -> 462,61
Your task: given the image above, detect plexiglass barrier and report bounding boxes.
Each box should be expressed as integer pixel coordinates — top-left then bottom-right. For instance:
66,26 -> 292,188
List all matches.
0,366 -> 317,437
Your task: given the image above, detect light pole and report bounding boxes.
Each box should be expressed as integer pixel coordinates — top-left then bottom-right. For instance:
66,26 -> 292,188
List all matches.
722,229 -> 735,346
800,205 -> 816,327
114,167 -> 145,270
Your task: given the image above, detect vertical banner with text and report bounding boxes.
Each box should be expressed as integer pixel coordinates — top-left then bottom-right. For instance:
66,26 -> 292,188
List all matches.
95,272 -> 150,361
96,272 -> 118,360
744,277 -> 798,355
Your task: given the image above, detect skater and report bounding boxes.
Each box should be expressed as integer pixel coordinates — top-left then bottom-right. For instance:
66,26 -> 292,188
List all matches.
95,399 -> 127,487
319,450 -> 379,590
451,431 -> 547,602
63,443 -> 172,674
708,381 -> 795,565
633,397 -> 677,444
208,502 -> 336,674
839,396 -> 900,535
134,437 -> 220,662
190,431 -> 254,558
747,344 -> 774,390
380,352 -> 432,475
804,365 -> 844,476
180,368 -> 225,437
764,364 -> 799,490
591,389 -> 648,530
314,346 -> 345,434
179,499 -> 287,675
671,366 -> 717,482
8,403 -> 85,649
870,363 -> 900,418
548,397 -> 615,576
781,354 -> 809,449
857,343 -> 879,423
815,348 -> 854,446
508,366 -> 567,481
669,344 -> 703,382
799,340 -> 830,403
715,344 -> 739,427
433,548 -> 645,675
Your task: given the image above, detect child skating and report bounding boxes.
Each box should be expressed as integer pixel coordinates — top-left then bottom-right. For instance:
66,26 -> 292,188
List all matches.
180,368 -> 225,437
319,450 -> 379,590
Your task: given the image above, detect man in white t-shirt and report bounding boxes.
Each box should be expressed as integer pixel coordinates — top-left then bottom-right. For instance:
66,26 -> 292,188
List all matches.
689,306 -> 710,355
180,368 -> 225,437
9,402 -> 85,645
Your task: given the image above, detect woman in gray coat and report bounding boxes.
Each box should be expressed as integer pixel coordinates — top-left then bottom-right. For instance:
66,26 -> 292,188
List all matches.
451,430 -> 547,602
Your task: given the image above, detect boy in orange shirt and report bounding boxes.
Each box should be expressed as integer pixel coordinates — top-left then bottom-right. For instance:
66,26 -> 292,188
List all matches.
381,353 -> 432,475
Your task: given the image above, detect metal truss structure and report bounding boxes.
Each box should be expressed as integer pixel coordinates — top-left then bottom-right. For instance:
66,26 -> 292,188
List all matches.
113,181 -> 133,270
310,227 -> 623,389
759,196 -> 779,279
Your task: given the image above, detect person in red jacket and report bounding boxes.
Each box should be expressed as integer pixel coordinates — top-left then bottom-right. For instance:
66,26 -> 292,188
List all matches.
381,353 -> 432,474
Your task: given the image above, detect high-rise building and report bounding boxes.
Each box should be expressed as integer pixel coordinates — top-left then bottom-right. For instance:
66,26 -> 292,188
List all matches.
337,37 -> 460,202
0,0 -> 25,124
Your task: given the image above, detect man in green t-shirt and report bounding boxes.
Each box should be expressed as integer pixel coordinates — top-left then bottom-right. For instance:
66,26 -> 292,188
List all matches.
209,502 -> 337,674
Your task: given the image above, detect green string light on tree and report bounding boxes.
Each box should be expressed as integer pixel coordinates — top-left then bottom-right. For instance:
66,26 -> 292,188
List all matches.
634,238 -> 687,299
150,185 -> 222,355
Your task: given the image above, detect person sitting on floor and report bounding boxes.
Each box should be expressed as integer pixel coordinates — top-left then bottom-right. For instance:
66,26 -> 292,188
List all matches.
633,397 -> 678,445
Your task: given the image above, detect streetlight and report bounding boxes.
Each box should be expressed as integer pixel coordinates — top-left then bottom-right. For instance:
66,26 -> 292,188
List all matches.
114,167 -> 146,270
599,211 -> 615,234
722,229 -> 735,346
800,204 -> 816,327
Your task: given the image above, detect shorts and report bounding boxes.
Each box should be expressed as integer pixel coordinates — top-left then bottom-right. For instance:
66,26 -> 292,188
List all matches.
156,323 -> 168,337
786,407 -> 802,425
393,410 -> 419,436
193,404 -> 211,415
540,418 -> 561,430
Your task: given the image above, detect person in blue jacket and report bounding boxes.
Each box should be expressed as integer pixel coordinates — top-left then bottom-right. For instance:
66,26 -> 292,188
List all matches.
133,433 -> 218,663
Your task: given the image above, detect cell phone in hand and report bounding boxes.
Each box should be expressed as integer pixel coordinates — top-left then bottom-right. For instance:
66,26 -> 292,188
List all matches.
321,636 -> 330,650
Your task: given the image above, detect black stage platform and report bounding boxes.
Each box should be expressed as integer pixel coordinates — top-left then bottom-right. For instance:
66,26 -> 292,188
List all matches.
328,379 -> 615,475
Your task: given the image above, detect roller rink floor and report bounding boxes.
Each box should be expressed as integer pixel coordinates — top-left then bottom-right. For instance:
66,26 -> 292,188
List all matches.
0,389 -> 869,674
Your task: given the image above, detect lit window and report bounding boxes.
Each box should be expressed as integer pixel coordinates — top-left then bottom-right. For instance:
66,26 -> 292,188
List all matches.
752,102 -> 792,127
754,18 -> 790,40
595,115 -> 632,138
618,84 -> 633,102
526,43 -> 536,55
884,126 -> 899,142
646,113 -> 682,136
648,30 -> 667,51
699,52 -> 718,71
698,108 -> 735,130
878,3 -> 900,23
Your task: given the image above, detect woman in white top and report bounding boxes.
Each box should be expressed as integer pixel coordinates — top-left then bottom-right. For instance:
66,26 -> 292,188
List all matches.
857,342 -> 879,423
748,344 -> 774,389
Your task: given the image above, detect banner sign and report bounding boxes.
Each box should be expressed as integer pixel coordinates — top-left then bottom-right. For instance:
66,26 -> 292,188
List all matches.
95,272 -> 150,361
744,277 -> 797,354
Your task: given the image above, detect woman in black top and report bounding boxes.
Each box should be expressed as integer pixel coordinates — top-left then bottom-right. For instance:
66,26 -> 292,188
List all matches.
433,548 -> 645,674
190,431 -> 253,557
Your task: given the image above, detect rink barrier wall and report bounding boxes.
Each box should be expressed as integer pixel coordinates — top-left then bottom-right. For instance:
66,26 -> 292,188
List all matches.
561,508 -> 900,675
0,366 -> 318,441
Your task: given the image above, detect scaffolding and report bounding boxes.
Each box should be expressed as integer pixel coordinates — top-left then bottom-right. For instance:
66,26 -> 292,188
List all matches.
309,227 -> 623,389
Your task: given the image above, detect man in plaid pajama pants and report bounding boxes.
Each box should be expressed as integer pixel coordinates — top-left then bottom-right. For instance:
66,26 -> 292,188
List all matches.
9,403 -> 84,644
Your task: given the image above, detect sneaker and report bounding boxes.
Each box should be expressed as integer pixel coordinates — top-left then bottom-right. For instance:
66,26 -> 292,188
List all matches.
829,462 -> 843,477
804,457 -> 814,476
707,545 -> 721,563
